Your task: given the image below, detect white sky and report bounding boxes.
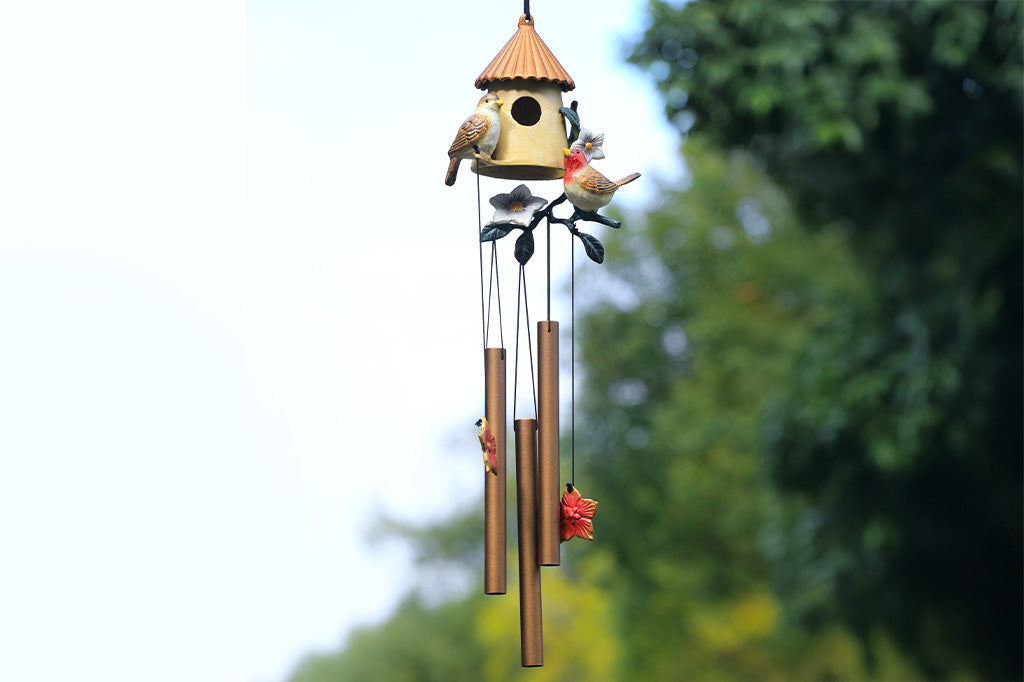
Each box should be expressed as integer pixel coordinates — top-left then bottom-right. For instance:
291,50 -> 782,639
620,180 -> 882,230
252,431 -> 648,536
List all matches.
0,1 -> 680,680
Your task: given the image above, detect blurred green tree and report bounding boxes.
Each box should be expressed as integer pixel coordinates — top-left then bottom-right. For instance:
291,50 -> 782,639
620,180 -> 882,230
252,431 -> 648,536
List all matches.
289,593 -> 487,682
288,506 -> 623,682
629,1 -> 1022,678
289,506 -> 490,682
574,137 -> 916,680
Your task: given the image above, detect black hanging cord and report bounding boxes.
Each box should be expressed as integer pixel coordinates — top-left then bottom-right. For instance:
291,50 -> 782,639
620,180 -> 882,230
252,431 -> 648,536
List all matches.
546,217 -> 551,322
512,264 -> 538,420
570,231 -> 575,488
512,266 -> 522,417
524,267 -> 537,418
478,165 -> 505,350
492,243 -> 504,349
486,249 -> 494,343
524,0 -> 530,21
487,241 -> 503,346
476,160 -> 487,350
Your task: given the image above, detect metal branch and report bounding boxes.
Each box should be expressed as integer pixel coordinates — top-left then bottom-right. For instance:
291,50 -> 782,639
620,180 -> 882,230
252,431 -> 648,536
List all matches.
479,192 -> 621,265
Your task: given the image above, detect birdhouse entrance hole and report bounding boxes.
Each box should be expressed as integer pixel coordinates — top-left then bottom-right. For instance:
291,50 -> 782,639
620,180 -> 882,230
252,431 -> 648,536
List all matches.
511,96 -> 541,126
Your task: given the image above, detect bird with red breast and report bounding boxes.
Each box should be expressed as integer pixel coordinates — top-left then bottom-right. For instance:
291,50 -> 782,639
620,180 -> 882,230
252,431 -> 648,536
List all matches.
561,147 -> 640,212
445,93 -> 503,186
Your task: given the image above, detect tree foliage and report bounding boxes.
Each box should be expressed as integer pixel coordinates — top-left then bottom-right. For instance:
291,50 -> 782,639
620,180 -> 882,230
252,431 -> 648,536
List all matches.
630,1 -> 1022,678
574,138 -> 914,680
289,594 -> 488,682
292,505 -> 622,682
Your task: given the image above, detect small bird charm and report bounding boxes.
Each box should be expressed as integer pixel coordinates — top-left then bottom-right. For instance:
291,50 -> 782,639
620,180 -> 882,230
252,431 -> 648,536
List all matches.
562,147 -> 640,212
445,93 -> 503,186
476,417 -> 498,474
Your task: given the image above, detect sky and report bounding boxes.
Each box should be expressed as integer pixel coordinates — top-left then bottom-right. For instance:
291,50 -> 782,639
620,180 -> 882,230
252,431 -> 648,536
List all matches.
0,1 -> 680,680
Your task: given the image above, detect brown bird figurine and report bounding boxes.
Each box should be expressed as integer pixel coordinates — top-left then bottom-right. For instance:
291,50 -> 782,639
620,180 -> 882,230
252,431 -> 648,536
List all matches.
562,147 -> 640,212
445,93 -> 503,186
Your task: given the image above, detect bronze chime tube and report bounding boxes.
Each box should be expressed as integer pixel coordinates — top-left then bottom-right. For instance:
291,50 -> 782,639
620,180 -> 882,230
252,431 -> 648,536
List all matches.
537,321 -> 560,566
484,348 -> 507,595
515,418 -> 543,667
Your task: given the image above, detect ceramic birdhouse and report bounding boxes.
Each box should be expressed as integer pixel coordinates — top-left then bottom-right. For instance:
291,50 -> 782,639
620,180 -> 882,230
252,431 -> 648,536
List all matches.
473,14 -> 575,181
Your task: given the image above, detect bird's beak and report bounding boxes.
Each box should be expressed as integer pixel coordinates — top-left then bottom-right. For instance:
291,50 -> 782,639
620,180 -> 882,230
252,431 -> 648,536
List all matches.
496,99 -> 504,106
562,148 -> 571,157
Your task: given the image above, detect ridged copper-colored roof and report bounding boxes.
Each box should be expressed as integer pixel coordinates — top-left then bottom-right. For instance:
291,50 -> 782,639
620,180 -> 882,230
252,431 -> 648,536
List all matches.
475,15 -> 575,92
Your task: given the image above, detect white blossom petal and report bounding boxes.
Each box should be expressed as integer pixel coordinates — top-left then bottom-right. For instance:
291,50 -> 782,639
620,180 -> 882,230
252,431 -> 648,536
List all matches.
571,127 -> 606,162
508,184 -> 532,204
491,207 -> 522,224
489,192 -> 514,211
525,195 -> 548,212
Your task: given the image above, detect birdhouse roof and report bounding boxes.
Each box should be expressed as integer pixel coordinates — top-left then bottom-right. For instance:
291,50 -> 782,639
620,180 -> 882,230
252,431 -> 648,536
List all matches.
475,15 -> 575,92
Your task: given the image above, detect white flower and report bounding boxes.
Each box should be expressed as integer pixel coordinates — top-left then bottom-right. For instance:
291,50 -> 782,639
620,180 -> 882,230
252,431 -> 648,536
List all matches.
488,184 -> 547,226
570,128 -> 606,162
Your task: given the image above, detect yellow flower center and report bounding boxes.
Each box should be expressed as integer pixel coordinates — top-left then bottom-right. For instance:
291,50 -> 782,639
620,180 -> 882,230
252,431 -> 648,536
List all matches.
585,142 -> 594,151
510,201 -> 524,212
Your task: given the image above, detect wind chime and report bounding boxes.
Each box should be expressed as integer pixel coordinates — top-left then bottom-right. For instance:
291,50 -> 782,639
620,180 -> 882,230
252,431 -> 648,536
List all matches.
445,4 -> 639,668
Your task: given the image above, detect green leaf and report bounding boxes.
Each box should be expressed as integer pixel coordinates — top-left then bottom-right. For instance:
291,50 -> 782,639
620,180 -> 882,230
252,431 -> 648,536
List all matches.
480,223 -> 514,242
514,230 -> 535,264
577,231 -> 605,264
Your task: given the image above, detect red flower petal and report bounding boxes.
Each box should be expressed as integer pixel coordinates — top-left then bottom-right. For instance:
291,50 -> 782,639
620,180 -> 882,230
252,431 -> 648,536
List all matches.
560,490 -> 575,513
574,518 -> 594,541
576,497 -> 598,519
560,519 -> 575,542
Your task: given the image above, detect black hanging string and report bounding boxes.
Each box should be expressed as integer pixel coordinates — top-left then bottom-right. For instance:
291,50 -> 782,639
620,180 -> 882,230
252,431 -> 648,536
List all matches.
490,243 -> 504,349
486,249 -> 495,346
570,231 -> 575,488
497,247 -> 504,348
512,266 -> 522,417
478,165 -> 504,350
524,267 -> 537,418
546,217 -> 551,322
524,0 -> 530,21
476,160 -> 486,350
484,243 -> 500,348
512,264 -> 538,420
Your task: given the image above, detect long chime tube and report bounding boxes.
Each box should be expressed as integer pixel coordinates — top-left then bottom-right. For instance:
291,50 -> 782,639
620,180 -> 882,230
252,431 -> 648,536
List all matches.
537,321 -> 560,565
484,348 -> 507,595
515,418 -> 543,667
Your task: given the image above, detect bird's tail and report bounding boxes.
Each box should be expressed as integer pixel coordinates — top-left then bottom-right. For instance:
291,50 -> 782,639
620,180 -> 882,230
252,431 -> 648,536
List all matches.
615,172 -> 641,187
445,157 -> 460,186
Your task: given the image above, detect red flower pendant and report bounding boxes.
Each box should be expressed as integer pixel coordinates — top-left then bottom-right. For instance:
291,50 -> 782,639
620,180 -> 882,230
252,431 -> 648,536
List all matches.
559,485 -> 598,542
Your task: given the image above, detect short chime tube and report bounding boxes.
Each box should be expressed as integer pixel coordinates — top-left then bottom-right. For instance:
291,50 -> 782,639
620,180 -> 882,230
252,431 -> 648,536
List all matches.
537,321 -> 560,565
484,348 -> 507,595
514,418 -> 543,667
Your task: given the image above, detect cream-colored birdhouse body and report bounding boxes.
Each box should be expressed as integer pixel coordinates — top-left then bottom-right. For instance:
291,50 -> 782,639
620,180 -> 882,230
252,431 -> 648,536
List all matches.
474,15 -> 575,181
485,80 -> 566,180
